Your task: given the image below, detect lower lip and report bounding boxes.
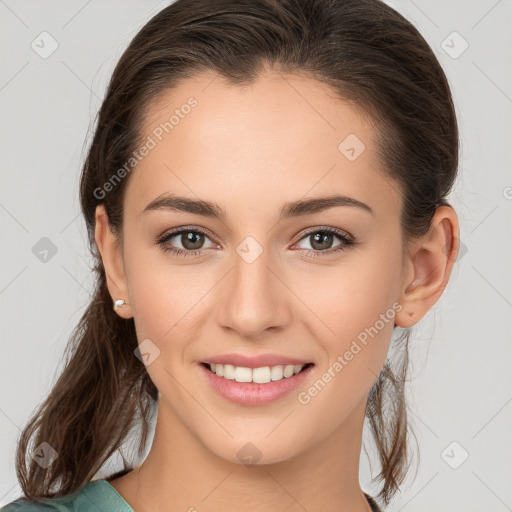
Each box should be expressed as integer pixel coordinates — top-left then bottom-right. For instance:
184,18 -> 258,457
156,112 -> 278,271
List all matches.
199,363 -> 314,406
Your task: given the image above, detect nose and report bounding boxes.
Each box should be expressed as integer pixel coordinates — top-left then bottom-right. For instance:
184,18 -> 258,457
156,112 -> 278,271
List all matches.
216,244 -> 292,339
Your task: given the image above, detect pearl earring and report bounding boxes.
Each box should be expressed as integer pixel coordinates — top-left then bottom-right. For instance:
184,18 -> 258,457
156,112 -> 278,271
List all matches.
113,299 -> 129,311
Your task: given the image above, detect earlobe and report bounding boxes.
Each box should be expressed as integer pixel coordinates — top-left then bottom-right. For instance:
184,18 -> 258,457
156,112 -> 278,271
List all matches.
395,206 -> 459,328
94,205 -> 132,319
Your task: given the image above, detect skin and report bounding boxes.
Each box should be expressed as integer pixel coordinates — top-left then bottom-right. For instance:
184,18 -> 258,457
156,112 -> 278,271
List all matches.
94,68 -> 459,512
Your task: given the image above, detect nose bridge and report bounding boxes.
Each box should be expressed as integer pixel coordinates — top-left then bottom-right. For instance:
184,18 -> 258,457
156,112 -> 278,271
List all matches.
218,234 -> 289,336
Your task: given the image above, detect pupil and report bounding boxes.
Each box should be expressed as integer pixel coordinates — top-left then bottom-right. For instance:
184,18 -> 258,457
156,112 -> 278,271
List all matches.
312,232 -> 332,250
183,232 -> 203,250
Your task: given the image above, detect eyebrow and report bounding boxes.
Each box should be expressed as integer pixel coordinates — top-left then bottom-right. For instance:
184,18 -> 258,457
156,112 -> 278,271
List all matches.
139,193 -> 373,221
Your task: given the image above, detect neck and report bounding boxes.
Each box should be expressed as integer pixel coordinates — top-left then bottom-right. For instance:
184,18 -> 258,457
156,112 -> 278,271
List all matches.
110,396 -> 373,512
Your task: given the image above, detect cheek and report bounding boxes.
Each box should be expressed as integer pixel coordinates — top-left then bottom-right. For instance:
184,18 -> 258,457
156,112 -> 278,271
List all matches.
291,243 -> 403,407
293,264 -> 400,419
123,243 -> 221,385
296,247 -> 402,344
123,238 -> 200,330
125,224 -> 403,363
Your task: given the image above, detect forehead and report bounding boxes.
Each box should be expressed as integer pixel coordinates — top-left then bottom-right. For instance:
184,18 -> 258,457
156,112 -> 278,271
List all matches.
125,69 -> 402,222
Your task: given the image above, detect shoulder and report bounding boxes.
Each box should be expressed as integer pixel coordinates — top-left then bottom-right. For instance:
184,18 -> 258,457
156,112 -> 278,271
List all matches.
1,480 -> 133,512
1,495 -> 75,511
0,501 -> 59,511
0,480 -> 113,512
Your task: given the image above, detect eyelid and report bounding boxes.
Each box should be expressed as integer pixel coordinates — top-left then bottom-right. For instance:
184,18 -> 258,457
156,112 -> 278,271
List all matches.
157,225 -> 356,258
159,224 -> 215,238
157,225 -> 219,248
292,225 -> 355,245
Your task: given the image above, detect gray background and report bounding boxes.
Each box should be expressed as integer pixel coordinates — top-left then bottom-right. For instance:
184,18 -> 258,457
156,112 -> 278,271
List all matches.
1,1 -> 511,510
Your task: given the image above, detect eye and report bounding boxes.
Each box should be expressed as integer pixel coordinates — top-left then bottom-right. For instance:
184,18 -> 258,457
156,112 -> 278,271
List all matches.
157,227 -> 217,258
157,225 -> 356,259
292,227 -> 355,257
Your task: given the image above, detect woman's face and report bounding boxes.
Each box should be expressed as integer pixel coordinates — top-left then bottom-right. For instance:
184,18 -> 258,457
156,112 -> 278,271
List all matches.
109,69 -> 411,464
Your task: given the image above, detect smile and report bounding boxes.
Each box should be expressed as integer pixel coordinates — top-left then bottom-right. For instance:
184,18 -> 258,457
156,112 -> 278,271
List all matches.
203,362 -> 314,384
199,362 -> 315,406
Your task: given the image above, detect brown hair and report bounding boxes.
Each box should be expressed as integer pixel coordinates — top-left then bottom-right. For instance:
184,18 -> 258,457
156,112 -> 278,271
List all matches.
13,0 -> 458,508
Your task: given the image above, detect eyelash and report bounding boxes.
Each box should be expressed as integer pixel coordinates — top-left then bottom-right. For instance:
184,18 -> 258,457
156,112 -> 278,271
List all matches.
157,226 -> 356,260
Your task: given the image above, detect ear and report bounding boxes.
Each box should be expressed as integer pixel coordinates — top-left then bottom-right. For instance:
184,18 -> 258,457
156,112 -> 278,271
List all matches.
94,204 -> 132,319
395,206 -> 460,328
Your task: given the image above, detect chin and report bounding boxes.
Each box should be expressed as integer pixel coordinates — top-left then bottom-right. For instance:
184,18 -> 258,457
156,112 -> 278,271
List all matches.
205,435 -> 304,468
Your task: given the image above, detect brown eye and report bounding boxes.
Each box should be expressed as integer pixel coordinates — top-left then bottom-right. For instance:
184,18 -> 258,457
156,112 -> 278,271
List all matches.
294,227 -> 354,254
180,231 -> 205,250
157,228 -> 216,257
309,232 -> 335,251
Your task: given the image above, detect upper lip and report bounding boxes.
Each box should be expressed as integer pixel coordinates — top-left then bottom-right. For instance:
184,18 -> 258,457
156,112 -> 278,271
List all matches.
202,353 -> 313,369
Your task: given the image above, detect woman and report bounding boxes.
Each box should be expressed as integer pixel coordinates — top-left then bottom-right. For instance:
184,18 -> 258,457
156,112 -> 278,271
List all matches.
2,0 -> 460,510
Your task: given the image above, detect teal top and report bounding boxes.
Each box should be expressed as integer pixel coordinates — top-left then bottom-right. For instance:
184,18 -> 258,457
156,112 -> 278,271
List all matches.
0,480 -> 132,511
1,479 -> 382,511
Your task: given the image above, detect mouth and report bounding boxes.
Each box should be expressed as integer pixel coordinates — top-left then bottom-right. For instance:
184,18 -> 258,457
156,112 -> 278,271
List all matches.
201,361 -> 315,384
199,360 -> 315,406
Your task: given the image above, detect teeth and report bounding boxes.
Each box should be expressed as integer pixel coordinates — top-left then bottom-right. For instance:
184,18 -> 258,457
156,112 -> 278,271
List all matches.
252,366 -> 271,384
224,364 -> 235,380
234,366 -> 252,383
208,363 -> 306,383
